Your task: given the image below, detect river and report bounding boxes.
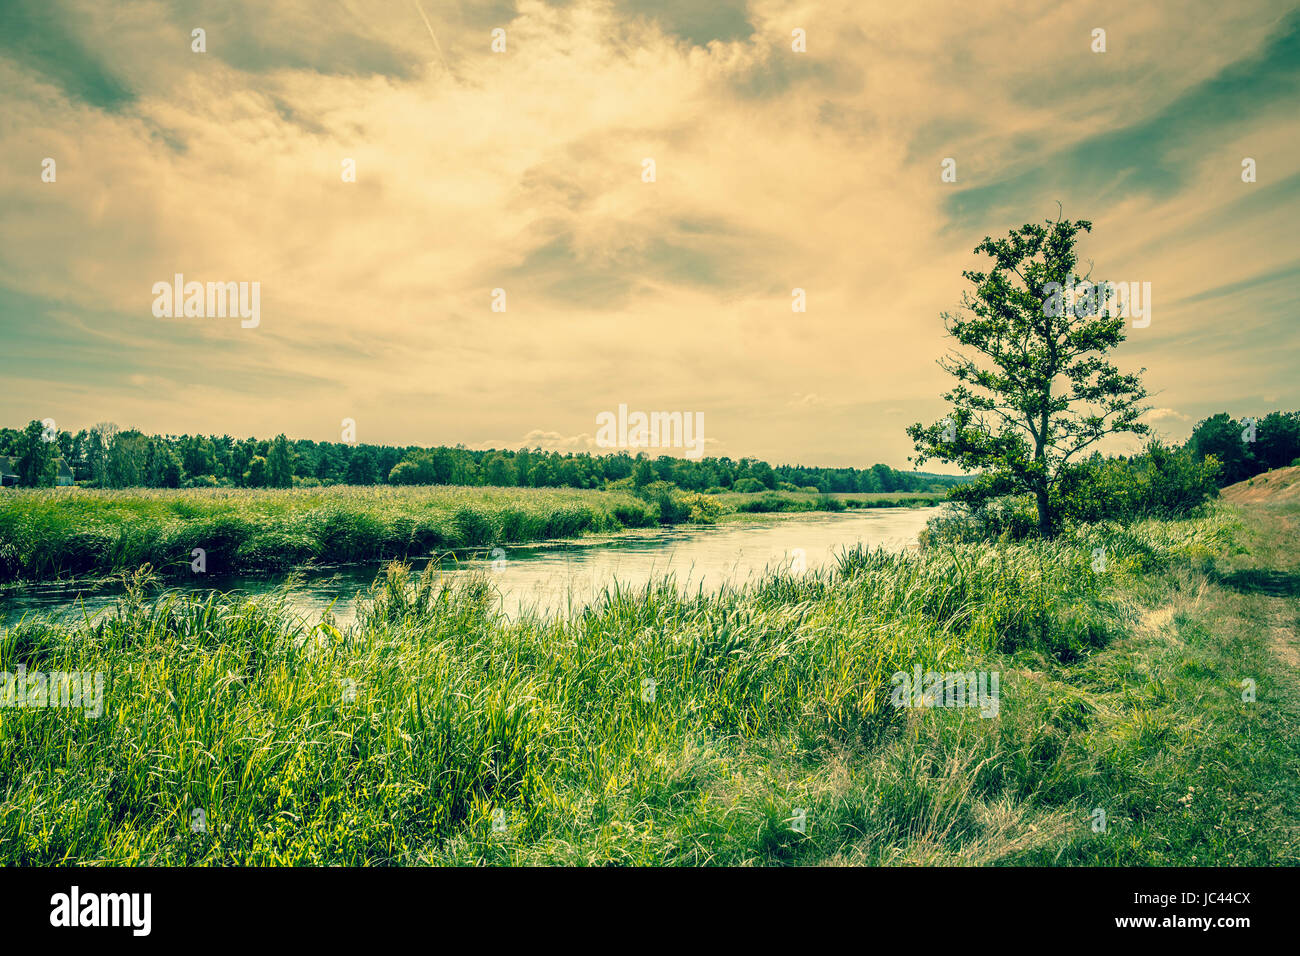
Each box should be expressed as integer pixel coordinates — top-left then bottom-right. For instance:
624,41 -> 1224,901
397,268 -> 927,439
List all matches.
0,507 -> 937,628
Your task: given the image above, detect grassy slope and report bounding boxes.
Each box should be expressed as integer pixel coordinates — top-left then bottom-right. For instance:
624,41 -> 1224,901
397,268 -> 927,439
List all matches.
1221,463 -> 1300,505
3,499 -> 1294,865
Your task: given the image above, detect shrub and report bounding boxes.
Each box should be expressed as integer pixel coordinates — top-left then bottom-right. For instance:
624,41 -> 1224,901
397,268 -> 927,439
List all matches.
634,482 -> 692,524
736,494 -> 809,514
1056,442 -> 1220,524
680,491 -> 723,523
922,496 -> 1039,546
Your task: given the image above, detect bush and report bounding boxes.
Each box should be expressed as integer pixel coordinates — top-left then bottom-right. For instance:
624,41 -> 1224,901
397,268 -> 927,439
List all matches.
732,477 -> 765,493
611,501 -> 656,528
736,494 -> 809,514
922,496 -> 1040,546
657,493 -> 691,524
680,491 -> 722,523
1057,443 -> 1220,524
925,442 -> 1222,546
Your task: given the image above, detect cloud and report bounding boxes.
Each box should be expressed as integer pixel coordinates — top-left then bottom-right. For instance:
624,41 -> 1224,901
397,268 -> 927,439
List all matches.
0,0 -> 1297,466
516,429 -> 598,452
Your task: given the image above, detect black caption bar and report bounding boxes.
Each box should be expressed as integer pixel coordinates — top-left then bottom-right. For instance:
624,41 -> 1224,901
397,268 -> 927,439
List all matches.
0,865 -> 1284,944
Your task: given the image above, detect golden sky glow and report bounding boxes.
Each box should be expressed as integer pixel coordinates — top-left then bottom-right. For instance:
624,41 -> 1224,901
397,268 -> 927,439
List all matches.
1,0 -> 1297,466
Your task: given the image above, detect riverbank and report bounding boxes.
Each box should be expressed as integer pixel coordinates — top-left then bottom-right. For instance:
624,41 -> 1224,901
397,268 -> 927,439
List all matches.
3,500 -> 1292,865
0,507 -> 937,626
0,485 -> 940,584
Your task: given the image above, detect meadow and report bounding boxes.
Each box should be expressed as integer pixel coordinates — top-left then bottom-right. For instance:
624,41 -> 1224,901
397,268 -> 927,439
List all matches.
0,485 -> 663,583
4,497 -> 1294,865
0,485 -> 937,584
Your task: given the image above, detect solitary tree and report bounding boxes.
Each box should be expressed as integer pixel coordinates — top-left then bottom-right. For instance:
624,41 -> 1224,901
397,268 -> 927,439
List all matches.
907,216 -> 1150,536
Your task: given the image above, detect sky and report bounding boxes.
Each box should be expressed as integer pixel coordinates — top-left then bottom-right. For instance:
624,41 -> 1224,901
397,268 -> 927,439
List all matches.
0,0 -> 1297,469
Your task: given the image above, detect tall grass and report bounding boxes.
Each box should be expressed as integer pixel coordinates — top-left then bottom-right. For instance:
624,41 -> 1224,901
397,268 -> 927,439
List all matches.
0,485 -> 660,582
0,509 -> 1241,865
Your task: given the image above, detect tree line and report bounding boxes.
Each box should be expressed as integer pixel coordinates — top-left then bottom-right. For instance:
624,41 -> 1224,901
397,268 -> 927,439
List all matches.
0,419 -> 965,494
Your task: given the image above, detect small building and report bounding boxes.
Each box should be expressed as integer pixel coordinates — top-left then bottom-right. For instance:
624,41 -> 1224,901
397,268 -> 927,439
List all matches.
0,455 -> 75,486
54,457 -> 75,486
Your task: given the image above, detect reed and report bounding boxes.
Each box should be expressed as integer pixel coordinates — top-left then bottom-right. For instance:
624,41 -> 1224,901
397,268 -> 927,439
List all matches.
0,485 -> 662,582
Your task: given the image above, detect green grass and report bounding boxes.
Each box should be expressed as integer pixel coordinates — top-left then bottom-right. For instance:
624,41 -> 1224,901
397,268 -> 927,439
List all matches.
4,501 -> 1292,865
0,485 -> 663,582
0,486 -> 939,583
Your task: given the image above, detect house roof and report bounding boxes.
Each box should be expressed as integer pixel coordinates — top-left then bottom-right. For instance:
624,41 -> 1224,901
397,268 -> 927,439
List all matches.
0,455 -> 73,480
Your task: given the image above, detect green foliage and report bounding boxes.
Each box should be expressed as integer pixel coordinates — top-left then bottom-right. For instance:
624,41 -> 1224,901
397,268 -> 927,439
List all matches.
679,491 -> 723,523
12,420 -> 55,488
1188,410 -> 1300,485
267,435 -> 294,488
1056,442 -> 1220,522
921,495 -> 1041,545
925,443 -> 1221,545
388,452 -> 439,486
633,480 -> 693,524
0,421 -> 963,495
735,493 -> 804,513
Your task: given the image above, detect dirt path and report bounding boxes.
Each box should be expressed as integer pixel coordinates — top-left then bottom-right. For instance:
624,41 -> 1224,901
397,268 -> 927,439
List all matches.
1222,508 -> 1300,672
